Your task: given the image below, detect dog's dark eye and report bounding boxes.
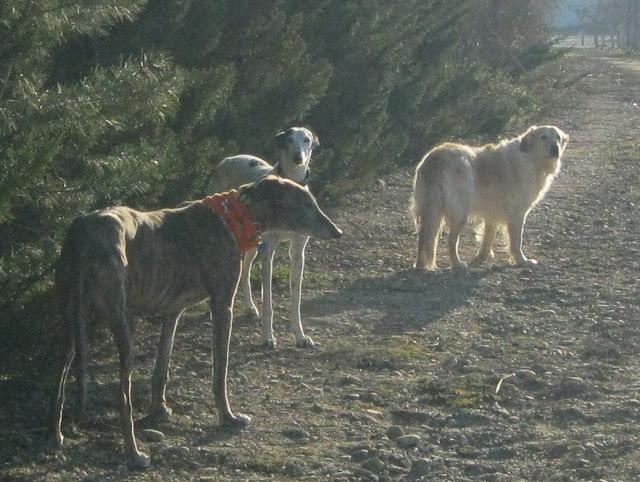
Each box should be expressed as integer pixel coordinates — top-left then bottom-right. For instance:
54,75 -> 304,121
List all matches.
541,135 -> 548,140
303,137 -> 310,144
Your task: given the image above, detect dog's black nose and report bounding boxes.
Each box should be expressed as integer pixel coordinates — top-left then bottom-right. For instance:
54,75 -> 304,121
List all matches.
550,144 -> 559,157
293,152 -> 303,164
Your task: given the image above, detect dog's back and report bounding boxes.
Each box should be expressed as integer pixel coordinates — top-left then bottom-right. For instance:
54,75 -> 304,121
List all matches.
412,143 -> 476,226
209,155 -> 273,193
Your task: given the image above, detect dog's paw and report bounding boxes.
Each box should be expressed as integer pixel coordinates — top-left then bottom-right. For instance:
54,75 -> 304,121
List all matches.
414,263 -> 438,271
222,413 -> 252,430
244,305 -> 260,320
49,432 -> 64,449
128,451 -> 151,470
517,258 -> 538,267
296,336 -> 315,349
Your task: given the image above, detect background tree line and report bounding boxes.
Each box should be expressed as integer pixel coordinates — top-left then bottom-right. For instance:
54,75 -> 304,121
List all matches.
569,0 -> 640,48
0,0 -> 559,367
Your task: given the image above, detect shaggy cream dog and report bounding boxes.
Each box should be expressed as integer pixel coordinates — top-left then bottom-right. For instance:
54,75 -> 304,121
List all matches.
412,125 -> 568,270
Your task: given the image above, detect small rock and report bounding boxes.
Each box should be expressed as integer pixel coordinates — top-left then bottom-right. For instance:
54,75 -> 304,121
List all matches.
452,409 -> 493,427
339,375 -> 361,386
351,449 -> 370,462
396,434 -> 420,448
472,344 -> 495,357
547,442 -> 569,459
388,453 -> 411,468
507,416 -> 520,424
168,446 -> 190,458
487,447 -> 517,460
464,463 -> 483,476
140,429 -> 165,442
284,461 -> 305,477
493,402 -> 510,417
362,456 -> 386,473
388,464 -> 407,476
407,458 -> 432,478
360,392 -> 384,404
352,468 -> 379,481
386,425 -> 404,440
558,377 -> 588,397
282,427 -> 311,440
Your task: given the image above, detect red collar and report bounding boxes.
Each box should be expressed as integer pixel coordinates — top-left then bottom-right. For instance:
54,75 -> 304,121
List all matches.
201,191 -> 260,252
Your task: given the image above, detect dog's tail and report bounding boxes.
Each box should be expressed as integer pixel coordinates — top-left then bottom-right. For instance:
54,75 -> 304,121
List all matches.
411,158 -> 444,233
56,218 -> 91,418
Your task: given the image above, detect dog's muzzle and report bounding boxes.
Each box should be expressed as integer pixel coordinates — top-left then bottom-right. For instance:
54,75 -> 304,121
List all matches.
293,152 -> 304,164
550,144 -> 559,158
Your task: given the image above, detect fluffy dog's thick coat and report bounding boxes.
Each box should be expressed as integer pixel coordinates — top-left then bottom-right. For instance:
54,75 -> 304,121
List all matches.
412,125 -> 568,270
48,176 -> 341,468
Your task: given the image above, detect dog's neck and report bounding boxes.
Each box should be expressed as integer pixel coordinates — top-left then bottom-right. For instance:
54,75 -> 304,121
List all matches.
201,191 -> 260,252
272,159 -> 310,186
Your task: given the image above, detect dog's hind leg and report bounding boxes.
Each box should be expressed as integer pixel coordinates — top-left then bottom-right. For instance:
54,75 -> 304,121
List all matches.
239,248 -> 259,319
75,305 -> 88,423
289,235 -> 313,348
447,218 -> 468,270
145,310 -> 183,425
108,277 -> 150,468
259,233 -> 280,348
209,279 -> 251,429
48,337 -> 75,447
415,211 -> 443,271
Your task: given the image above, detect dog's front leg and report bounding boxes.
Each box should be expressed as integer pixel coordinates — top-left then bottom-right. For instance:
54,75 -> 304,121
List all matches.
210,295 -> 251,429
145,310 -> 183,425
239,248 -> 260,318
259,234 -> 280,348
289,235 -> 313,348
507,213 -> 537,266
472,221 -> 497,266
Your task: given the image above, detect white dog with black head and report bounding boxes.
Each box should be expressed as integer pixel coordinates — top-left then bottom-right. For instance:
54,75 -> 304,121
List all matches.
208,127 -> 320,348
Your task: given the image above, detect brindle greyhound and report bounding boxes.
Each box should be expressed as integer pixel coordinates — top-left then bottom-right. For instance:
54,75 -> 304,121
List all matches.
48,176 -> 341,468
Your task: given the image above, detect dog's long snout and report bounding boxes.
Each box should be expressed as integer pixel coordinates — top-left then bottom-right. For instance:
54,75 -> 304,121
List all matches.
314,209 -> 342,240
293,152 -> 303,164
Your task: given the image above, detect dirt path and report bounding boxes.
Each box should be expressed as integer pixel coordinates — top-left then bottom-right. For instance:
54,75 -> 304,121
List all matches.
1,50 -> 639,481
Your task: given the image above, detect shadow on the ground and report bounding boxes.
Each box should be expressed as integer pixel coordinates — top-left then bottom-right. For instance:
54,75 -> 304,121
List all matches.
304,266 -> 503,334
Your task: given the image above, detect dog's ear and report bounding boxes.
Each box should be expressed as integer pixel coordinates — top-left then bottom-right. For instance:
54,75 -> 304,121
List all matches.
559,129 -> 569,147
312,133 -> 320,150
519,127 -> 536,152
275,130 -> 290,150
